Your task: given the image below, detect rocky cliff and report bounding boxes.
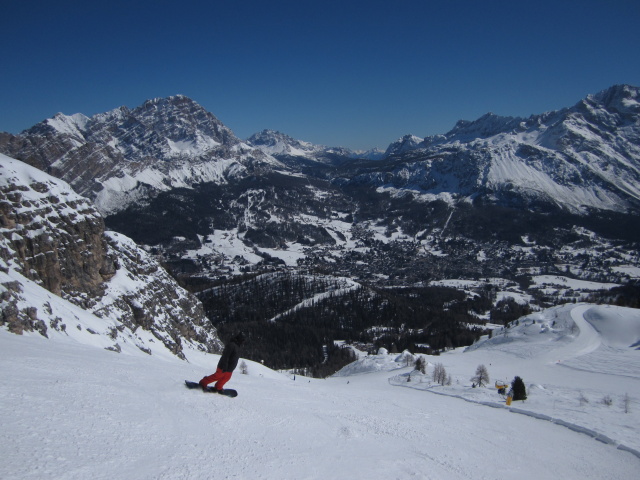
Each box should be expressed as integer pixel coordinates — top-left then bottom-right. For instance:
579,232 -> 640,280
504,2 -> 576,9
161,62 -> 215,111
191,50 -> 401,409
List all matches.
0,96 -> 279,215
0,153 -> 222,358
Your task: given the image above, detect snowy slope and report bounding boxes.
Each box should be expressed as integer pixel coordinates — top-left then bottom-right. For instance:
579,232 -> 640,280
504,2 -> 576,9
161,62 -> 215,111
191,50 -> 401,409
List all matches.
0,153 -> 221,357
384,133 -> 427,156
401,304 -> 640,452
2,303 -> 639,479
366,85 -> 640,213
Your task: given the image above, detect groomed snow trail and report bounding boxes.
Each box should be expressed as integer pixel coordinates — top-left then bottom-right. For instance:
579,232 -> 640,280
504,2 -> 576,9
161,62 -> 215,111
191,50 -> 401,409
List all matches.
1,330 -> 637,480
566,304 -> 602,358
537,303 -> 601,365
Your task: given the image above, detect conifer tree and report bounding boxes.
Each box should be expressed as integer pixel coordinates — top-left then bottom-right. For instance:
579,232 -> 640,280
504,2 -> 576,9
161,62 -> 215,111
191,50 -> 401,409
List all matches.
415,356 -> 426,374
511,376 -> 527,400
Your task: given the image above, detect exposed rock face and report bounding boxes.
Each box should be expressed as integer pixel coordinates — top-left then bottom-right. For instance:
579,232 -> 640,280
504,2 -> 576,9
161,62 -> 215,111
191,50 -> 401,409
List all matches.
92,231 -> 221,358
0,153 -> 221,358
372,85 -> 640,214
0,96 -> 277,215
0,161 -> 108,298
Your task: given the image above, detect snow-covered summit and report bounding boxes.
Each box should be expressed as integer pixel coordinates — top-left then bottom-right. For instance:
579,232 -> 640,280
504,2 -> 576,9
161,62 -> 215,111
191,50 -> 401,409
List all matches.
247,129 -> 385,162
587,84 -> 640,116
443,112 -> 524,143
354,85 -> 640,214
40,112 -> 91,139
351,146 -> 386,160
4,96 -> 280,214
384,134 -> 425,157
27,95 -> 240,160
247,129 -> 321,157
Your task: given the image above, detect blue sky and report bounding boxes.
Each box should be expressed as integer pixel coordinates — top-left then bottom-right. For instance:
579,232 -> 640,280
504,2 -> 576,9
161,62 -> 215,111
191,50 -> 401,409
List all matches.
2,1 -> 639,150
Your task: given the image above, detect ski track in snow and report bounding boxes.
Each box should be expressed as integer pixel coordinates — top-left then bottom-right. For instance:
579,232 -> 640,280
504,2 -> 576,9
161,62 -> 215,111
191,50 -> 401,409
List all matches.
269,282 -> 359,323
2,303 -> 640,479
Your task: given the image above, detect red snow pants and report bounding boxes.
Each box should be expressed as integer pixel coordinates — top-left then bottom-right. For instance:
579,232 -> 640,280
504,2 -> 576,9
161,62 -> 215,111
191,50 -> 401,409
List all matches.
200,368 -> 232,391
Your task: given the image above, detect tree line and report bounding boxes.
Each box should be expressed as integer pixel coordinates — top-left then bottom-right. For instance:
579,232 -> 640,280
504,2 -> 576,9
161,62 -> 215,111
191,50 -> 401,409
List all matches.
198,273 -> 496,375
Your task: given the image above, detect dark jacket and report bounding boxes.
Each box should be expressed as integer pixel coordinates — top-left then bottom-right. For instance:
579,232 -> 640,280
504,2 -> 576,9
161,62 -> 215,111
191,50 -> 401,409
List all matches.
217,340 -> 241,373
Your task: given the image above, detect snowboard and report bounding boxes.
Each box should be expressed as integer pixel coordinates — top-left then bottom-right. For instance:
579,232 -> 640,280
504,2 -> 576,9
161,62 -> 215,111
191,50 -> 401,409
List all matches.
184,380 -> 238,397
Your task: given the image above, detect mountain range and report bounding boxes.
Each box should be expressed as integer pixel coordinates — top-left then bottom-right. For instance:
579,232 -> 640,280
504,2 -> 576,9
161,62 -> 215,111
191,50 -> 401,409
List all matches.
247,129 -> 386,161
1,85 -> 638,217
0,95 -> 277,214
2,87 -> 640,480
375,84 -> 640,214
1,85 -> 639,369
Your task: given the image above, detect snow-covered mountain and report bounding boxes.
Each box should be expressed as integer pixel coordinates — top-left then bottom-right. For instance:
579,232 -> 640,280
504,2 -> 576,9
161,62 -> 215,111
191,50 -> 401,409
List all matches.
2,85 -> 638,216
28,95 -> 239,158
384,133 -> 427,157
369,85 -> 640,214
247,129 -> 326,157
246,129 -> 383,163
2,86 -> 640,302
0,153 -> 221,358
350,146 -> 386,160
0,96 -> 280,214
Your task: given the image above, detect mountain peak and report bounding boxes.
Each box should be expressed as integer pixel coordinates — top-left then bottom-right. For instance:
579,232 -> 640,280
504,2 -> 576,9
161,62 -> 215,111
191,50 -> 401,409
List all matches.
24,112 -> 91,138
587,84 -> 640,114
447,112 -> 522,140
142,94 -> 199,109
384,134 -> 425,157
248,129 -> 297,146
247,129 -> 319,156
123,95 -> 239,151
135,95 -> 217,122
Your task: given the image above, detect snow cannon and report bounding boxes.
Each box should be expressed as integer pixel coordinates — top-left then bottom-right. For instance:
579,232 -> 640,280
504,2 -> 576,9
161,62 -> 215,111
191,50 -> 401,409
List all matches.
495,381 -> 509,395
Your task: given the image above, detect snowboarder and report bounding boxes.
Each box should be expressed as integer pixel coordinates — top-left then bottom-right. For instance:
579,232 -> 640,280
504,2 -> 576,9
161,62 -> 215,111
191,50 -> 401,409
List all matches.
199,333 -> 245,393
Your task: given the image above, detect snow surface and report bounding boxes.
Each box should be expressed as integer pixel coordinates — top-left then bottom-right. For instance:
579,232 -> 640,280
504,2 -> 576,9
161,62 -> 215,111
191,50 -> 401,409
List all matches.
185,211 -> 361,274
94,156 -> 243,215
2,303 -> 639,479
45,113 -> 90,138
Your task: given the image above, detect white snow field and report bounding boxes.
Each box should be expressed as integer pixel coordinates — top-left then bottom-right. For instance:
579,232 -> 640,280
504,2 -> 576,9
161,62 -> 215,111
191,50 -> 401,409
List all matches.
2,303 -> 639,479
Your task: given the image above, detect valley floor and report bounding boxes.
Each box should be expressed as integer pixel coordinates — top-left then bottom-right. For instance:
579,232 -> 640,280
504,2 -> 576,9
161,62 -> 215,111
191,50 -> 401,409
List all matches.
1,305 -> 639,480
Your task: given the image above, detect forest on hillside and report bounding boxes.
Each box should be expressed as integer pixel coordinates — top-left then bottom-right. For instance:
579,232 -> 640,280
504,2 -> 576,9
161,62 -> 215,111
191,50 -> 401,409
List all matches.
197,273 -> 507,375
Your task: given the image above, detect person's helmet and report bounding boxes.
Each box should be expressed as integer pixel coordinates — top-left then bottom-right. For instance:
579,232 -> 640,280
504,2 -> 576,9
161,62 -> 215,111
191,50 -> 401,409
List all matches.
234,332 -> 246,345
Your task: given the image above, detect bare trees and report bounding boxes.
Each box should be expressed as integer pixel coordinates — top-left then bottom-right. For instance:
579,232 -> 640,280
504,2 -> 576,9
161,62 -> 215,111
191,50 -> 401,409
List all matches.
471,364 -> 490,387
433,363 -> 451,385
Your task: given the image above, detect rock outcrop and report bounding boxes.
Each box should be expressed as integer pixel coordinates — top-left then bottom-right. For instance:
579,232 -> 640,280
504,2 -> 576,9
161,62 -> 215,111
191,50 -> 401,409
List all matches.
0,153 -> 221,358
0,96 -> 278,215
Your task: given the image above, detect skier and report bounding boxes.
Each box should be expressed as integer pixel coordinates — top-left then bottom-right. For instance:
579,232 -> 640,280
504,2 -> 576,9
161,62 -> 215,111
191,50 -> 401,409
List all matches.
199,333 -> 245,393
